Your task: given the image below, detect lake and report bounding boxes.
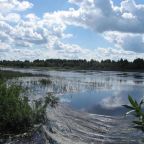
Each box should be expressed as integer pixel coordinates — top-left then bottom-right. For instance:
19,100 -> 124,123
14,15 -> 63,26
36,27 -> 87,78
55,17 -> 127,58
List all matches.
1,67 -> 144,116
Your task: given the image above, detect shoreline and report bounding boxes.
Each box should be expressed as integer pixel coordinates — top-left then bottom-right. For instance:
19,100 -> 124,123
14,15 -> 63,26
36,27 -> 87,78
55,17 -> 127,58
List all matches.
1,103 -> 143,144
40,103 -> 142,144
1,65 -> 144,73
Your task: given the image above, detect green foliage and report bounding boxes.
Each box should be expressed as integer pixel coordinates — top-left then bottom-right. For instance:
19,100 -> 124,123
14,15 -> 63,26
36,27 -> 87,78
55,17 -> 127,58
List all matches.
0,82 -> 32,134
1,58 -> 144,70
123,95 -> 144,131
0,81 -> 58,136
0,70 -> 34,81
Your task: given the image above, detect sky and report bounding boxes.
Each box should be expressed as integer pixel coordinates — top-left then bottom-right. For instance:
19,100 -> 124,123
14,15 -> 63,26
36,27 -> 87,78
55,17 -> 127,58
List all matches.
0,0 -> 144,61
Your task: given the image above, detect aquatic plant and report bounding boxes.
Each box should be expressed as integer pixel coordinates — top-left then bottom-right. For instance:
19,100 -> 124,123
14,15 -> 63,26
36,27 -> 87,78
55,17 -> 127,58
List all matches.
0,81 -> 58,137
0,70 -> 34,81
32,93 -> 59,124
123,95 -> 144,131
39,78 -> 52,85
0,70 -> 47,81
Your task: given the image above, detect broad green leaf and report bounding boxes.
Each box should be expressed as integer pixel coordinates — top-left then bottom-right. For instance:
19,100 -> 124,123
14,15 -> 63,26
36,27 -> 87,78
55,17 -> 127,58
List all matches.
122,105 -> 134,110
128,95 -> 137,108
134,100 -> 139,107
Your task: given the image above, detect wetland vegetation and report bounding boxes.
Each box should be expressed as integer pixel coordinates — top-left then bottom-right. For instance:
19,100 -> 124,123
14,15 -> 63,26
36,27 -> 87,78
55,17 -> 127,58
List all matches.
0,67 -> 144,143
124,95 -> 144,131
0,70 -> 58,141
39,79 -> 52,86
0,70 -> 34,80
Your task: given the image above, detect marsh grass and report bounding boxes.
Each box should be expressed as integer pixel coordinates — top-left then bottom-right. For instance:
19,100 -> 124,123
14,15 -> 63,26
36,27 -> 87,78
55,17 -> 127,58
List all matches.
0,82 -> 32,135
0,81 -> 58,137
39,78 -> 52,86
0,70 -> 34,81
0,70 -> 48,82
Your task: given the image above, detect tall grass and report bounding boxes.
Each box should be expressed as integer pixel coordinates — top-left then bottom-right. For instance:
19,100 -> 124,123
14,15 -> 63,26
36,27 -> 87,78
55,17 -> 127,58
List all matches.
0,70 -> 34,80
39,78 -> 52,86
0,81 -> 58,137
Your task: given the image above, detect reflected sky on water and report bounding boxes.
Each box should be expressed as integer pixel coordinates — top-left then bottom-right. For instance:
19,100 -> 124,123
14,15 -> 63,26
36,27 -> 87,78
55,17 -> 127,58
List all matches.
1,67 -> 144,116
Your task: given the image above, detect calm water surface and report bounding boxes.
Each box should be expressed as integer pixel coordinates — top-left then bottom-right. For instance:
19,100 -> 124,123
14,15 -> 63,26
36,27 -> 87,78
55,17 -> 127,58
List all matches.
1,67 -> 144,116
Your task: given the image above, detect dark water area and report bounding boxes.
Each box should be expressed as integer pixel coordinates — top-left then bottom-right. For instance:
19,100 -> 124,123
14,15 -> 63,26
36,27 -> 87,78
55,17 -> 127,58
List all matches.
1,67 -> 144,116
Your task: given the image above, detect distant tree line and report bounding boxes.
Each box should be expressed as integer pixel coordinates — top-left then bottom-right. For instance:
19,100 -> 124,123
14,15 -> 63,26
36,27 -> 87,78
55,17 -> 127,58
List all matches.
0,58 -> 144,71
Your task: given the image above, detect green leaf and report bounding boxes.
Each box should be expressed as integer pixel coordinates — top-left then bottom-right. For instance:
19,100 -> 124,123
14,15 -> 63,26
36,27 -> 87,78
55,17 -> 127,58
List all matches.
122,105 -> 134,110
128,95 -> 137,108
134,100 -> 139,107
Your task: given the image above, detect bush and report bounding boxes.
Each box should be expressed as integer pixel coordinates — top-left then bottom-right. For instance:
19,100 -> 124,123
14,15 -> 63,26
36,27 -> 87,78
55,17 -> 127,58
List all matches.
0,81 -> 58,136
123,95 -> 144,131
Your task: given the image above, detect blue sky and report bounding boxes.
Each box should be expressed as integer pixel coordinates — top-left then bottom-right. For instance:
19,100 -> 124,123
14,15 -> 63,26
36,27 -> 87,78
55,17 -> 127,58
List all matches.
0,0 -> 144,60
27,0 -> 72,16
64,26 -> 114,49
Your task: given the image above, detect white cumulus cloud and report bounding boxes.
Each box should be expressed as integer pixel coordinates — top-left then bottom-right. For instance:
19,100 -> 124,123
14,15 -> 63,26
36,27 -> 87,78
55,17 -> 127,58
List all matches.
0,0 -> 144,60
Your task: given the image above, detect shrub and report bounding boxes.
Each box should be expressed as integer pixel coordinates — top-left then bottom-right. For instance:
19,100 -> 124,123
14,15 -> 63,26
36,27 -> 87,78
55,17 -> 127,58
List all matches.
0,81 -> 58,136
123,95 -> 144,131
